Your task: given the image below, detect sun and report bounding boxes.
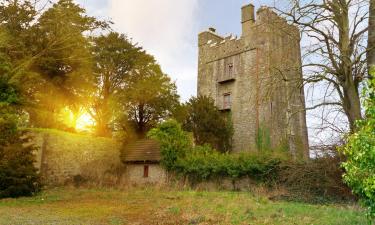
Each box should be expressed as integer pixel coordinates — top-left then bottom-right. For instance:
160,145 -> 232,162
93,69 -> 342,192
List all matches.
59,107 -> 95,132
75,112 -> 95,132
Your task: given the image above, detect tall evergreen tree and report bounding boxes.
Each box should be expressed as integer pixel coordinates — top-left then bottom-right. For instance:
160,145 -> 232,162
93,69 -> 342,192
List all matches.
0,77 -> 40,198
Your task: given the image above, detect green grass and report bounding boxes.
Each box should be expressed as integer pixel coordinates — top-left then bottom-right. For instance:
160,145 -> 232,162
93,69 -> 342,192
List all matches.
0,188 -> 367,225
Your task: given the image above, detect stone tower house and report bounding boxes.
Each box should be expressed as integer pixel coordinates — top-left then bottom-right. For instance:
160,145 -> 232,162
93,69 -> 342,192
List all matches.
197,4 -> 309,159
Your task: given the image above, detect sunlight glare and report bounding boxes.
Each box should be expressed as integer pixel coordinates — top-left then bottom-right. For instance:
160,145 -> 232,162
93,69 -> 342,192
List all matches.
75,112 -> 95,132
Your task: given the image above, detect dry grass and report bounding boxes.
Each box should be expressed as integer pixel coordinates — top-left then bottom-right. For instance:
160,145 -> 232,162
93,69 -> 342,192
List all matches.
0,187 -> 367,225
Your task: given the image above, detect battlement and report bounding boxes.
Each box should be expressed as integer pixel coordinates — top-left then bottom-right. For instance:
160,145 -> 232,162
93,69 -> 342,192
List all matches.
199,5 -> 299,47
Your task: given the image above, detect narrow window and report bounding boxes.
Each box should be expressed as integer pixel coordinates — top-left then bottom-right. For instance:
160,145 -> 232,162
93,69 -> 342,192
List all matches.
223,93 -> 231,109
143,165 -> 149,178
228,63 -> 234,77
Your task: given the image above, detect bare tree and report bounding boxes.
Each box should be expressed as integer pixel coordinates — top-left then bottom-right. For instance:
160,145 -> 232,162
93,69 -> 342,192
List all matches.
368,0 -> 375,70
276,0 -> 369,133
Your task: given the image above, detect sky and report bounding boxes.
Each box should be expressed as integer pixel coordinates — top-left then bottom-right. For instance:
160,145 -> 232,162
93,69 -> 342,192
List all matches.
77,0 -> 275,101
75,0 -> 345,147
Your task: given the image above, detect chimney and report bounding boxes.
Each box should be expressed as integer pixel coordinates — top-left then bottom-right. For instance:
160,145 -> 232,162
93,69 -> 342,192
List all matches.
208,27 -> 216,33
241,3 -> 255,36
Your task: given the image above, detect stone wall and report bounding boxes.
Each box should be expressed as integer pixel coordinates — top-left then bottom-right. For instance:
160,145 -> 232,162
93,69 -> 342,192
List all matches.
30,129 -> 166,186
31,129 -> 123,186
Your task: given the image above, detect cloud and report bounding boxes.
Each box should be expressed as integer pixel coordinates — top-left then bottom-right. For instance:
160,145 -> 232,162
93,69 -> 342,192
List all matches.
109,0 -> 200,101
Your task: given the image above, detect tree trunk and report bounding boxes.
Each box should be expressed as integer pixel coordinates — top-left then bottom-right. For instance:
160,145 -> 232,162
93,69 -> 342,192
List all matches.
335,0 -> 362,132
342,84 -> 362,131
137,104 -> 146,137
95,75 -> 111,137
368,0 -> 375,72
96,119 -> 110,137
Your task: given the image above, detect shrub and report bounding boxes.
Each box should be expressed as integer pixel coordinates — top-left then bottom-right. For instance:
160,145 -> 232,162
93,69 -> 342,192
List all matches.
278,156 -> 354,203
150,120 -> 353,204
342,76 -> 375,220
148,119 -> 192,171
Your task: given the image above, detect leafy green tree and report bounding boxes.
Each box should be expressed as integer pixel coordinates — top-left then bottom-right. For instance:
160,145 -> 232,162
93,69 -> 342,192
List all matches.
90,32 -> 140,136
120,52 -> 179,137
179,96 -> 233,152
28,0 -> 105,128
342,76 -> 375,221
0,0 -> 40,103
0,77 -> 20,141
0,0 -> 36,65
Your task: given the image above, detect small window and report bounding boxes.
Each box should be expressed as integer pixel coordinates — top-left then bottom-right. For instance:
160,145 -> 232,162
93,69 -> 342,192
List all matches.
228,63 -> 234,77
223,93 -> 231,109
143,165 -> 149,178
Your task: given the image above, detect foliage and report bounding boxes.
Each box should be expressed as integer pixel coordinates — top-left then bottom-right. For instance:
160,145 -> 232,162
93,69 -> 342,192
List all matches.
342,76 -> 375,220
0,77 -> 21,106
148,120 -> 192,171
0,0 -> 178,137
0,0 -> 36,64
90,32 -> 179,137
0,130 -> 40,198
175,145 -> 280,182
0,77 -> 21,143
29,0 -> 105,129
177,96 -> 233,152
0,78 -> 40,198
90,32 -> 140,136
148,120 -> 278,181
150,121 -> 352,203
121,52 -> 179,137
0,0 -> 108,130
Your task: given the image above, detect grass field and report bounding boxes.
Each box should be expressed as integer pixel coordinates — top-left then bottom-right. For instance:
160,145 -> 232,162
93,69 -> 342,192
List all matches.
0,188 -> 366,225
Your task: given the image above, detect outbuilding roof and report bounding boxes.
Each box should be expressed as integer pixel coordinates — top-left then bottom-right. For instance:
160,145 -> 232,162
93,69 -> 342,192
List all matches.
123,139 -> 161,163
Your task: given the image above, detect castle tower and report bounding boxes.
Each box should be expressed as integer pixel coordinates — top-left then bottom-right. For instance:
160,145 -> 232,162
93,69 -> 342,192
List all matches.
197,4 -> 309,159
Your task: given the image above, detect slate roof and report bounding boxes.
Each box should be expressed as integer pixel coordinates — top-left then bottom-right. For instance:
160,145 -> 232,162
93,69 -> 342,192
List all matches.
123,139 -> 161,163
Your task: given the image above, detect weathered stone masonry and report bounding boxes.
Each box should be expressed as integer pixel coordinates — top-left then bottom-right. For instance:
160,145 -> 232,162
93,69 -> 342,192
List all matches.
197,4 -> 309,159
31,130 -> 166,186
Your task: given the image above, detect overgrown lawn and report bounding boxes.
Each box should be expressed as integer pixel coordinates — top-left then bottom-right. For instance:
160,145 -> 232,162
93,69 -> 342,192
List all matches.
0,188 -> 366,225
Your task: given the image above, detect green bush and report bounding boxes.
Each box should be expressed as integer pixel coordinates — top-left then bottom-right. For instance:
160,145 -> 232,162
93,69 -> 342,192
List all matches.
150,121 -> 353,203
342,76 -> 375,220
148,119 -> 192,171
175,145 -> 280,182
148,121 -> 280,182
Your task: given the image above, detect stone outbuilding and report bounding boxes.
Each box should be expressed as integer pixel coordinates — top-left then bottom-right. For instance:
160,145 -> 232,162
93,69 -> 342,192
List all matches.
122,139 -> 166,185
